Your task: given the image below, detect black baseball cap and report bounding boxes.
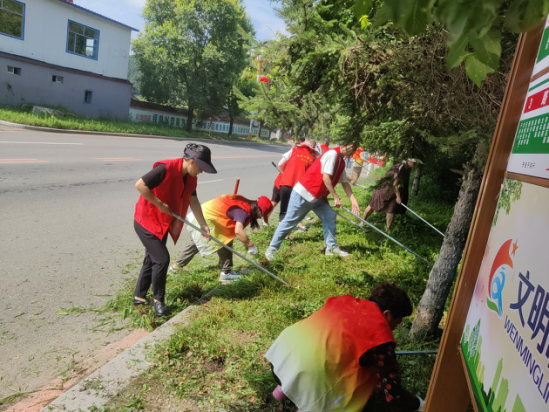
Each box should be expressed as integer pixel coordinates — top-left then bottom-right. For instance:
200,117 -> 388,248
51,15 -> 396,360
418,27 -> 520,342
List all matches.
184,143 -> 217,174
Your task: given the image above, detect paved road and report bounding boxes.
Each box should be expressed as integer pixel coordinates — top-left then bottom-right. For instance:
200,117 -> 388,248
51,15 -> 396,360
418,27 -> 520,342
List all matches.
0,127 -> 285,401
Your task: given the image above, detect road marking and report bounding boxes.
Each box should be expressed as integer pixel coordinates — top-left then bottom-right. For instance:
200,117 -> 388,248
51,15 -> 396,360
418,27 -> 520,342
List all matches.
0,158 -> 49,164
0,141 -> 83,145
94,158 -> 143,162
212,154 -> 280,159
198,178 -> 231,185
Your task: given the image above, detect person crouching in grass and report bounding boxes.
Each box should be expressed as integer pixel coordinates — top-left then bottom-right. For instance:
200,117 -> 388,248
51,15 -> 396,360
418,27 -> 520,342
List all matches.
266,282 -> 424,412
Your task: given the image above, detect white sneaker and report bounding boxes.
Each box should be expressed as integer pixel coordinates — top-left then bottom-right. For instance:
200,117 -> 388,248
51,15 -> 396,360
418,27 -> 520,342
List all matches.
168,263 -> 181,274
219,271 -> 242,283
325,246 -> 350,258
358,222 -> 365,228
265,247 -> 277,261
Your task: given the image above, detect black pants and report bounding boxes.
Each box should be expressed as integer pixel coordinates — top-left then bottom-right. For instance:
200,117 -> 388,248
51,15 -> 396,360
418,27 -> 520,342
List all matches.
134,220 -> 170,302
279,185 -> 294,221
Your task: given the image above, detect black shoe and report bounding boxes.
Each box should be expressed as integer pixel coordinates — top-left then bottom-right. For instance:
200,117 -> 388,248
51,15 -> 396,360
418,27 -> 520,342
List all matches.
154,301 -> 168,317
133,298 -> 152,306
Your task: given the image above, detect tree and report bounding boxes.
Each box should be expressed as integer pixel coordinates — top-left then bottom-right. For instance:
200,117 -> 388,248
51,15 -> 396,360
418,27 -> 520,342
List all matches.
354,0 -> 549,85
247,0 -> 519,340
228,69 -> 258,135
132,0 -> 253,131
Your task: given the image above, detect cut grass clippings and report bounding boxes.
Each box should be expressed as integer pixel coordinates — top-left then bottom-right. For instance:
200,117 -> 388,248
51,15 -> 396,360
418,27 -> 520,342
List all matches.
104,166 -> 454,411
0,104 -> 280,144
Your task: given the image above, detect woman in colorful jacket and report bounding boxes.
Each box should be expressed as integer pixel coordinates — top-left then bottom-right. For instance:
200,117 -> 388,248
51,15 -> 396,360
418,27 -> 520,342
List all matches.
133,143 -> 217,317
171,194 -> 273,283
266,283 -> 424,412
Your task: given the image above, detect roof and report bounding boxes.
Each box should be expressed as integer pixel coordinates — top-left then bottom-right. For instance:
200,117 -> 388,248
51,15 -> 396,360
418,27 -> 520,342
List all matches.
58,0 -> 139,32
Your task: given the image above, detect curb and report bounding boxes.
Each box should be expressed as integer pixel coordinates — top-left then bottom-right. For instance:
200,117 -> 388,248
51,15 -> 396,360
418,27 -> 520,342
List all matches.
0,120 -> 284,148
39,304 -> 202,412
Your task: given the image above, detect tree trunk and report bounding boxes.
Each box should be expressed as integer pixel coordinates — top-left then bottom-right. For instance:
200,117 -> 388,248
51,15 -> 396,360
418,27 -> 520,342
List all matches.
410,142 -> 486,341
256,120 -> 263,139
412,166 -> 421,196
229,114 -> 234,136
186,105 -> 193,132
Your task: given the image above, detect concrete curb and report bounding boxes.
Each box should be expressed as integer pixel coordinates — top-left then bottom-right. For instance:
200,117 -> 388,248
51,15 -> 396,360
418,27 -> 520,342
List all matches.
39,304 -> 202,412
0,120 -> 284,148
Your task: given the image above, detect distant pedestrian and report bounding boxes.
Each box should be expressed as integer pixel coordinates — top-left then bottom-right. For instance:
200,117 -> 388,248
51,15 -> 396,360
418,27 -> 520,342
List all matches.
349,147 -> 366,185
320,138 -> 330,154
266,282 -> 424,412
133,143 -> 217,316
361,159 -> 417,232
171,194 -> 273,283
265,144 -> 360,260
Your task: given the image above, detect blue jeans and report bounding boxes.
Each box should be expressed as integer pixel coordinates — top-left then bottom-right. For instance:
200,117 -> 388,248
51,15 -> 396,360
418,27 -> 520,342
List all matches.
269,190 -> 337,250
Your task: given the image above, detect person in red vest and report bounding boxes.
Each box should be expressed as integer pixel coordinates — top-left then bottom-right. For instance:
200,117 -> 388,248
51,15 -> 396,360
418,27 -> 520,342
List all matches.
133,143 -> 217,316
320,138 -> 330,154
277,138 -> 318,222
265,144 -> 360,260
266,283 -> 424,412
349,147 -> 366,185
170,194 -> 273,283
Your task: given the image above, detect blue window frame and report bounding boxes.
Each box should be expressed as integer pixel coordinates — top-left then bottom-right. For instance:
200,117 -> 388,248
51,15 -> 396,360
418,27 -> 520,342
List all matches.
66,20 -> 99,60
0,0 -> 25,40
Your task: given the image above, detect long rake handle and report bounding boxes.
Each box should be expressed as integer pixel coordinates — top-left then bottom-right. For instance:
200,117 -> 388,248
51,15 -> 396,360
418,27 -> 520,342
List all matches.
399,203 -> 445,237
339,207 -> 431,265
171,212 -> 290,287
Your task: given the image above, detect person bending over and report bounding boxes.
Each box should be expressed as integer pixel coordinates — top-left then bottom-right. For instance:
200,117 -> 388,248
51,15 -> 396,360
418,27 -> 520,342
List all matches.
171,194 -> 273,283
266,282 -> 424,412
265,143 -> 360,260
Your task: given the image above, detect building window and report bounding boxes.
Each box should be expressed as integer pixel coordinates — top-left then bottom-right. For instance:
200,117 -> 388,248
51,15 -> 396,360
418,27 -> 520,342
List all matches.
7,65 -> 21,75
0,0 -> 25,39
84,90 -> 93,104
67,20 -> 99,60
52,75 -> 64,83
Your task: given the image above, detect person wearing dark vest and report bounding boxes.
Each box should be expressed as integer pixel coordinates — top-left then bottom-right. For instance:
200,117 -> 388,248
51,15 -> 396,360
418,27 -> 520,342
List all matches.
170,194 -> 273,283
277,138 -> 318,221
133,143 -> 217,316
266,283 -> 424,412
265,144 -> 360,260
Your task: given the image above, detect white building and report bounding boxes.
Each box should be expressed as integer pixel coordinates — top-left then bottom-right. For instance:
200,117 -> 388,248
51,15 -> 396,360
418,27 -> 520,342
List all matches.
0,0 -> 137,118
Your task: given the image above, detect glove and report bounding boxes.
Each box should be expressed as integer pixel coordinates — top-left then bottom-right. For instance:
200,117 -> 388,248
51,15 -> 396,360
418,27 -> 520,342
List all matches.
416,396 -> 425,411
248,245 -> 259,256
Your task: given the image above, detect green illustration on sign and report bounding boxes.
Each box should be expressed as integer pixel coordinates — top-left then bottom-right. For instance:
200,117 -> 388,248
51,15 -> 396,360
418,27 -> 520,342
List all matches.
512,112 -> 549,154
461,320 -> 526,412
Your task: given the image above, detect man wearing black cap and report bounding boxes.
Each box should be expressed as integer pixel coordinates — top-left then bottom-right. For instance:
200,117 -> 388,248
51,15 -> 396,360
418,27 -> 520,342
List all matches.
133,143 -> 217,316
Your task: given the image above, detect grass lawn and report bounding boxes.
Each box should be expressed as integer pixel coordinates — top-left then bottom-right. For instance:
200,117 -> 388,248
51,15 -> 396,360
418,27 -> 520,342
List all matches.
100,167 -> 453,411
0,104 -> 277,144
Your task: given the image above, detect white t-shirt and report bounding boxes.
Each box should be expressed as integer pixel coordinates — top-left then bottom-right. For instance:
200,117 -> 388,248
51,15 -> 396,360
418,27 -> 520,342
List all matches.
278,149 -> 293,168
294,150 -> 348,203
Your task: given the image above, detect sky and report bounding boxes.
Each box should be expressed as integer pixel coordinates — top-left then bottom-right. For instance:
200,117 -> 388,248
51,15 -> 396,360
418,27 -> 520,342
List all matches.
73,0 -> 288,41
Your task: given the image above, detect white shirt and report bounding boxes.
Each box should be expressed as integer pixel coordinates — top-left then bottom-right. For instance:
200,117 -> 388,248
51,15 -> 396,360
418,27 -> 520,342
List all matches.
278,149 -> 293,169
294,150 -> 348,203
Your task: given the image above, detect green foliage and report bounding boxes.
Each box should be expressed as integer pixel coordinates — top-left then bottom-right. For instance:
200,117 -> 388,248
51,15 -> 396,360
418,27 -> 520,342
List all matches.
133,0 -> 253,128
358,0 -> 549,85
493,178 -> 523,225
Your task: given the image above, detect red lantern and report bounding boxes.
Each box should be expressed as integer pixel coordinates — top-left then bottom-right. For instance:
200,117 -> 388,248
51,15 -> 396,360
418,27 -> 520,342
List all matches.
259,75 -> 269,83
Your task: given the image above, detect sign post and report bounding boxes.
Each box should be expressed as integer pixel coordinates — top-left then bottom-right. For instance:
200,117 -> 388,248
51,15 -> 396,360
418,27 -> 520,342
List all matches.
424,22 -> 547,412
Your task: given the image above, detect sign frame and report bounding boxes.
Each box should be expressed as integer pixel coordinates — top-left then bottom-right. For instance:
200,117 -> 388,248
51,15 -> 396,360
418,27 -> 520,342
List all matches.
423,23 -> 547,412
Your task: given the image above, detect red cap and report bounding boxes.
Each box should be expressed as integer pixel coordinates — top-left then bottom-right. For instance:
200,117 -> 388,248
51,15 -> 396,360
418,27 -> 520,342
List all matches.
257,196 -> 274,224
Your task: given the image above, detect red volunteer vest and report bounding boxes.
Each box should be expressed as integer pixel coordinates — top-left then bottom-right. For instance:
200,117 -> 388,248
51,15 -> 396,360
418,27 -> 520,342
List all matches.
321,143 -> 330,154
134,158 -> 197,244
204,195 -> 252,241
274,173 -> 283,189
298,147 -> 345,200
279,146 -> 316,188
